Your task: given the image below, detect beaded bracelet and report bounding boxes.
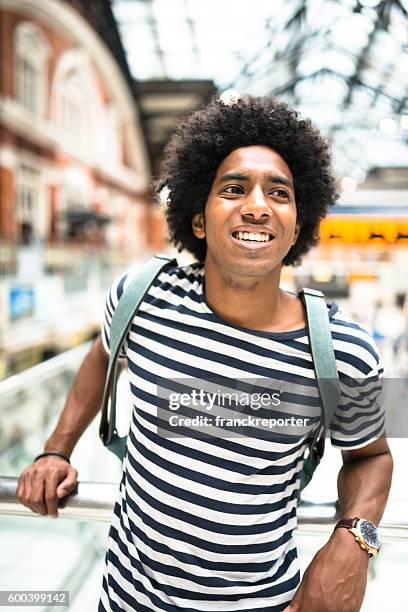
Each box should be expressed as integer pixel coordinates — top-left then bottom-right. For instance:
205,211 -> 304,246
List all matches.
34,450 -> 71,464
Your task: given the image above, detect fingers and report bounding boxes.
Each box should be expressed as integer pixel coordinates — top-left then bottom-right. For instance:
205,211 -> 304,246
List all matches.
16,459 -> 77,517
44,474 -> 60,517
16,471 -> 26,502
56,467 -> 78,499
29,471 -> 47,515
17,468 -> 46,515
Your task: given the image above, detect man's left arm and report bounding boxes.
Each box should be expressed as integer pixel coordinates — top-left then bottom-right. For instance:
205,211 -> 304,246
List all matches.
285,438 -> 393,612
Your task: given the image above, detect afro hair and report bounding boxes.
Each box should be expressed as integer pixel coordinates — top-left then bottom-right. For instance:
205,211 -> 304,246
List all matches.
154,94 -> 339,266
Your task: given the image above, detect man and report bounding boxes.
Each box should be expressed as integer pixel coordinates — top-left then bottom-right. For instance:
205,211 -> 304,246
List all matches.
18,95 -> 393,611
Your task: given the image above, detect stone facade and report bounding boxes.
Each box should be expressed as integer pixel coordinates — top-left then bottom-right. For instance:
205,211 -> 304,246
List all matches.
0,0 -> 164,255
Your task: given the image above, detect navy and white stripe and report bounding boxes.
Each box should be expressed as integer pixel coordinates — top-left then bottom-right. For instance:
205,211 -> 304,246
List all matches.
99,262 -> 384,611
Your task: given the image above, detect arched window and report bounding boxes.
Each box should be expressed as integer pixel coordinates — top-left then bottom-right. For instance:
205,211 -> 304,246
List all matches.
15,21 -> 50,115
59,69 -> 87,144
51,49 -> 128,163
51,50 -> 95,149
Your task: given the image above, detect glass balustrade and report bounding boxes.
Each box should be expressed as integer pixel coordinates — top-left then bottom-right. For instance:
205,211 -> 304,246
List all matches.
0,347 -> 406,611
0,346 -> 124,611
0,344 -> 91,476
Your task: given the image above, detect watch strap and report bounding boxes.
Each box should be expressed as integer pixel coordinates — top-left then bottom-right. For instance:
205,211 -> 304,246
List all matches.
334,517 -> 379,557
334,516 -> 359,530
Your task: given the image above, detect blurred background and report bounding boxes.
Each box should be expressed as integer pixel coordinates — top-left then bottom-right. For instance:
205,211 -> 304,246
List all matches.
0,0 -> 407,380
0,0 -> 407,610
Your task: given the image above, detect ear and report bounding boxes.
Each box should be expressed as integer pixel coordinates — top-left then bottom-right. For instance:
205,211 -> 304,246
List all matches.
292,222 -> 301,245
192,212 -> 206,239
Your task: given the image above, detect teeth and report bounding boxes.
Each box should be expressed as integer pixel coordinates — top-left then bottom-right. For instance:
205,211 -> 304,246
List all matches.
235,231 -> 272,242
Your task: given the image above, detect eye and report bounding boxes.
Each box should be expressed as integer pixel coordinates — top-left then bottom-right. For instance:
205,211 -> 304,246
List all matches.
222,185 -> 244,195
270,188 -> 290,199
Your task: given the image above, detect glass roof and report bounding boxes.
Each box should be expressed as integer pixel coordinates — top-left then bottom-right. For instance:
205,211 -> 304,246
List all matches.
112,0 -> 408,178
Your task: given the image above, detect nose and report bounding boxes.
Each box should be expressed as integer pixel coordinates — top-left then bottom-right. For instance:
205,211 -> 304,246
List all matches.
239,187 -> 272,223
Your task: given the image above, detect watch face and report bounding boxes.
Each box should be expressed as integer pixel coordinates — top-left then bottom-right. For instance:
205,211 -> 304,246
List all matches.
359,520 -> 381,548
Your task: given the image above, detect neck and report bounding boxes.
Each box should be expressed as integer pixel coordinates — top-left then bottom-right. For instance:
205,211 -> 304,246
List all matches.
203,258 -> 286,331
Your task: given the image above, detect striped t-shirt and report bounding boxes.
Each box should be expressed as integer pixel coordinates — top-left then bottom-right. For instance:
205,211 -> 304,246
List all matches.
98,262 -> 384,612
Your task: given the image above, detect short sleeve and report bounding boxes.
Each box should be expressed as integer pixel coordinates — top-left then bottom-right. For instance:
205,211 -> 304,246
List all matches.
329,352 -> 385,450
100,271 -> 131,359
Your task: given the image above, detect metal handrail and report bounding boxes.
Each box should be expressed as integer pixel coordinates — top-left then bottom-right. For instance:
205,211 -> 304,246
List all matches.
0,343 -> 91,399
0,476 -> 407,540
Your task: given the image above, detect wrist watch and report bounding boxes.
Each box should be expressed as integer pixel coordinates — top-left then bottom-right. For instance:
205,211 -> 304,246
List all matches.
334,517 -> 381,557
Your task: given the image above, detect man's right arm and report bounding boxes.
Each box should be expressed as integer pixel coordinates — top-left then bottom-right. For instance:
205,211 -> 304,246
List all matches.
17,335 -> 109,517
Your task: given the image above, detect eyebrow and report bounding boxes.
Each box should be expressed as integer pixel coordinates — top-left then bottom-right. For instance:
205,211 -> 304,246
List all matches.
218,172 -> 294,190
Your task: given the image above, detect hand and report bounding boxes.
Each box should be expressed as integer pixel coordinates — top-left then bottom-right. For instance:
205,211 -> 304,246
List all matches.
283,528 -> 369,611
17,456 -> 78,518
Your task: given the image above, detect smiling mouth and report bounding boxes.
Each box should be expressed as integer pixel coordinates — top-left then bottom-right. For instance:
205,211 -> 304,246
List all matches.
231,230 -> 275,243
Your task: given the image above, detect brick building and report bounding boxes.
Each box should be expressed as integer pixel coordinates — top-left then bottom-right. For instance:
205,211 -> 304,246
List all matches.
0,0 -> 163,256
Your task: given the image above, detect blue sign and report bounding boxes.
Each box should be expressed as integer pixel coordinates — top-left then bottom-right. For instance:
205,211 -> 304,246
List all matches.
9,284 -> 35,320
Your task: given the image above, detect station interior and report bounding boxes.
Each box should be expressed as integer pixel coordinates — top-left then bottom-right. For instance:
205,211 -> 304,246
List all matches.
0,1 -> 407,610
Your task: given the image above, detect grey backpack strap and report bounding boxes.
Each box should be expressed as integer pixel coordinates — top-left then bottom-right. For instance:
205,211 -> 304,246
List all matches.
99,254 -> 178,461
298,288 -> 341,474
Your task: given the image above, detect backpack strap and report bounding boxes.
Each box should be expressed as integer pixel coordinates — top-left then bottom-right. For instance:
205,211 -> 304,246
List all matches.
298,288 -> 341,480
100,272 -> 340,466
99,254 -> 178,461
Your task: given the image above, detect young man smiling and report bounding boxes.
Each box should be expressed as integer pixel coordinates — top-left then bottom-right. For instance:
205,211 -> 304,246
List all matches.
190,145 -> 304,334
18,95 -> 393,611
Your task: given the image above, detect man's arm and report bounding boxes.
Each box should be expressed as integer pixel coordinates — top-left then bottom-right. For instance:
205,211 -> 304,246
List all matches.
336,437 -> 393,525
17,335 -> 109,517
44,335 -> 109,457
285,439 -> 393,611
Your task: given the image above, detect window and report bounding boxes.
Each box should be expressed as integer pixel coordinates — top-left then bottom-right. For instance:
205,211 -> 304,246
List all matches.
52,50 -> 103,156
16,164 -> 40,245
54,66 -> 88,149
63,96 -> 82,134
15,22 -> 50,115
59,70 -> 86,144
16,56 -> 38,112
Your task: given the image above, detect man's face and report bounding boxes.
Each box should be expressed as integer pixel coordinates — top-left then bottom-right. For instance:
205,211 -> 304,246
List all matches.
192,145 -> 301,278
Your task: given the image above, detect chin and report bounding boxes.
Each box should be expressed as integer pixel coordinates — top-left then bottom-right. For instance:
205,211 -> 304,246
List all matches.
207,247 -> 282,277
230,257 -> 280,277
